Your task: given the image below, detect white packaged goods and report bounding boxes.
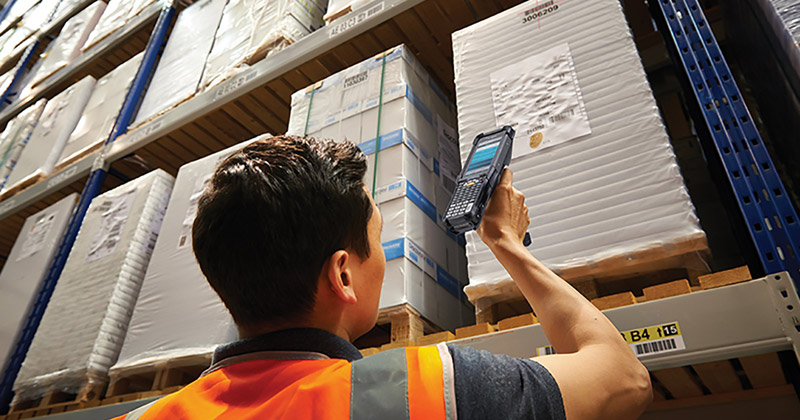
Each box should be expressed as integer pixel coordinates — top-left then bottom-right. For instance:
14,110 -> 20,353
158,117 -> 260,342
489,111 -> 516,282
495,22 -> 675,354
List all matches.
30,1 -> 107,88
58,52 -> 142,167
200,0 -> 326,89
323,0 -> 368,21
288,44 -> 472,329
452,0 -> 707,303
112,137 -> 269,373
13,170 -> 174,402
52,0 -> 91,22
132,0 -> 226,127
0,194 -> 78,375
0,100 -> 46,190
4,77 -> 96,192
83,0 -> 155,51
0,0 -> 40,34
753,0 -> 800,82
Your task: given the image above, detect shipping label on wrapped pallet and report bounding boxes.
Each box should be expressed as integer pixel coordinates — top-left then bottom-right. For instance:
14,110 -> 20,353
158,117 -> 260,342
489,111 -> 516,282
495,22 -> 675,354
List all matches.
111,138 -> 269,375
0,194 -> 78,376
12,170 -> 175,404
452,0 -> 708,304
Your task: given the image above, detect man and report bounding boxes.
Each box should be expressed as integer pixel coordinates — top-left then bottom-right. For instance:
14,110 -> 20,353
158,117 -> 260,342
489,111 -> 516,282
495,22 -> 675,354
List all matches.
118,135 -> 651,419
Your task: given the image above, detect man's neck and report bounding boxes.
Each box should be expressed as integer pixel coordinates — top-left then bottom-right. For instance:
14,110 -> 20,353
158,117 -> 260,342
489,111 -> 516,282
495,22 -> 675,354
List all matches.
238,321 -> 355,343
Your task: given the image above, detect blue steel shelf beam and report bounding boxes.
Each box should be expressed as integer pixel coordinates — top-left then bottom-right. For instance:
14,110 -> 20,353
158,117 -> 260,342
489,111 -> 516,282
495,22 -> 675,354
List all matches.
651,0 -> 800,287
0,2 -> 177,414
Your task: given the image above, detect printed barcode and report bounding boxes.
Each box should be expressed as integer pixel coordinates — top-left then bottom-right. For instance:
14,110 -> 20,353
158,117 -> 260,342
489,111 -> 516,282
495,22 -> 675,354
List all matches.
366,2 -> 384,17
541,346 -> 556,355
635,338 -> 676,355
549,108 -> 575,123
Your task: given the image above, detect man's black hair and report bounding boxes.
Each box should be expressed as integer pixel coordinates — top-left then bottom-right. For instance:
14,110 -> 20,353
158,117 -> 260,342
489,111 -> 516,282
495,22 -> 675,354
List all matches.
192,135 -> 373,327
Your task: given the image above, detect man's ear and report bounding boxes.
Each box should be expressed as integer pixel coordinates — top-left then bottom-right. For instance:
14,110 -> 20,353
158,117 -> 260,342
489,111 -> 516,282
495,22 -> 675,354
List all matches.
325,250 -> 358,304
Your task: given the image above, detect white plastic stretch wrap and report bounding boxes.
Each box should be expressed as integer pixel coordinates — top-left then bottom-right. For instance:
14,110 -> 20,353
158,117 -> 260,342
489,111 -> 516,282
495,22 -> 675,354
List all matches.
30,1 -> 107,88
324,0 -> 368,21
0,194 -> 78,375
83,0 -> 156,51
132,0 -> 226,128
200,0 -> 326,89
0,100 -> 46,190
0,0 -> 61,55
112,137 -> 271,373
452,0 -> 706,303
13,170 -> 175,402
4,77 -> 96,193
0,0 -> 40,34
288,45 -> 473,329
58,52 -> 143,167
753,0 -> 800,82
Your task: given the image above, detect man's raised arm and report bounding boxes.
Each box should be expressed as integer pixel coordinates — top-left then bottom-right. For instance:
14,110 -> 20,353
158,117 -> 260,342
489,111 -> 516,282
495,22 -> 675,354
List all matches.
477,169 -> 652,420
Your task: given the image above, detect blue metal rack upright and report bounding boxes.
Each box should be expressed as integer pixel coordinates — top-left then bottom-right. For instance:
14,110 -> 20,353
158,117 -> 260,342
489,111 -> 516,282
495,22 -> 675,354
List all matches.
0,2 -> 177,414
650,0 -> 800,287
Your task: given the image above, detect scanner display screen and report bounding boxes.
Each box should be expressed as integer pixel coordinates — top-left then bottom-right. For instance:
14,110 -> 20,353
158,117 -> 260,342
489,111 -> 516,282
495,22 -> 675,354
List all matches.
465,140 -> 500,176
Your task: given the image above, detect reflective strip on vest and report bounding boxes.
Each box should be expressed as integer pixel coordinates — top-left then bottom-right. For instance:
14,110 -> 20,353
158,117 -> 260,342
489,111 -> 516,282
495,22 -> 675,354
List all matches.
351,348 -> 409,420
124,400 -> 159,420
436,342 -> 457,420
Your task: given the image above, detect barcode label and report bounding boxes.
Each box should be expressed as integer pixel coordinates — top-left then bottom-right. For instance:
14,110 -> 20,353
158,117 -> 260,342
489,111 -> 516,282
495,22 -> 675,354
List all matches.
214,69 -> 259,101
635,338 -> 677,355
329,2 -> 385,37
549,108 -> 576,123
536,346 -> 557,356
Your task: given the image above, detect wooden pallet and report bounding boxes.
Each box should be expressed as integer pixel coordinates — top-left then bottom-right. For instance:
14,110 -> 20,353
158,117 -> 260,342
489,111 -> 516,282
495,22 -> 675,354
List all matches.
355,303 -> 444,355
4,380 -> 104,420
0,173 -> 41,202
324,5 -> 353,23
103,353 -> 212,404
52,142 -> 103,173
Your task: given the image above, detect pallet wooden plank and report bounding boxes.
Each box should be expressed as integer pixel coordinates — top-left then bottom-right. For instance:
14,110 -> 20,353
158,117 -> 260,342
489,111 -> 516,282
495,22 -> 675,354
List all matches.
591,292 -> 637,310
692,360 -> 743,394
739,353 -> 786,388
642,279 -> 692,301
647,384 -> 795,412
417,331 -> 456,346
652,367 -> 704,399
698,266 -> 752,290
498,313 -> 538,331
570,277 -> 599,300
455,323 -> 496,339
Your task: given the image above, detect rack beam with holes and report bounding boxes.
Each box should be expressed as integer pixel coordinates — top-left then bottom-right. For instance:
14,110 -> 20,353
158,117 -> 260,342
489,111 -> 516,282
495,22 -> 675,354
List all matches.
452,272 -> 800,411
650,0 -> 800,285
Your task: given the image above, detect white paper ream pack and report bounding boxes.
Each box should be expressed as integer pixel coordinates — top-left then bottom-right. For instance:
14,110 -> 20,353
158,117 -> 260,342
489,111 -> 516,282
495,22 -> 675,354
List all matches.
112,136 -> 269,373
452,0 -> 706,302
200,0 -> 325,89
83,0 -> 137,51
58,52 -> 143,168
13,0 -> 61,48
31,1 -> 107,88
0,194 -> 78,375
0,100 -> 46,190
13,169 -> 174,402
4,77 -> 96,192
132,0 -> 226,127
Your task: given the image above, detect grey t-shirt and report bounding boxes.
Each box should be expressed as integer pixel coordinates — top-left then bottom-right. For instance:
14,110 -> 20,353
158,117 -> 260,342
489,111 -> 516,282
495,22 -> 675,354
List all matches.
449,344 -> 566,420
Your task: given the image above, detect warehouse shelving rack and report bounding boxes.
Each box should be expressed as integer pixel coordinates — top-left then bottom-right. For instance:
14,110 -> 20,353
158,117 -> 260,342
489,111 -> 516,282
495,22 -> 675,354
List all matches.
0,0 -> 798,417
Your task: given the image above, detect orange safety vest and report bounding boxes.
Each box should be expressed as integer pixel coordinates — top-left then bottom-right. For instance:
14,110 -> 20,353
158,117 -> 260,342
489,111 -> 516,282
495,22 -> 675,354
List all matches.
117,343 -> 456,420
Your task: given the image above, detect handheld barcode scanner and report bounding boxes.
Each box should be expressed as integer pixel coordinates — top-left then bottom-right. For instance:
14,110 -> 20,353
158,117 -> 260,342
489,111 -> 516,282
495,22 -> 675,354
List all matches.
443,126 -> 532,246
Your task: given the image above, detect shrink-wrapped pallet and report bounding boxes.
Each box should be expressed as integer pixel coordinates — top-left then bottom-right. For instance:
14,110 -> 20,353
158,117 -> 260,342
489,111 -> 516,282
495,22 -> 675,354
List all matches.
30,1 -> 107,88
4,77 -> 96,193
57,52 -> 142,168
288,45 -> 473,330
323,0 -> 368,22
200,0 -> 326,89
0,100 -> 46,191
0,194 -> 78,375
12,169 -> 174,402
132,0 -> 225,127
111,138 -> 271,374
452,0 -> 707,304
0,0 -> 40,34
83,0 -> 155,51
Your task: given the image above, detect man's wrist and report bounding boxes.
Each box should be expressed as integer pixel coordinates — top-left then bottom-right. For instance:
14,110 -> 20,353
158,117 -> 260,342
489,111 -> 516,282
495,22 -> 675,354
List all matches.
487,235 -> 529,259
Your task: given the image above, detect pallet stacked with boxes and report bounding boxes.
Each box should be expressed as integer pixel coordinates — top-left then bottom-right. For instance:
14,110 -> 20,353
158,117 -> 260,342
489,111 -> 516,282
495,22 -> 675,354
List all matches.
288,44 -> 473,337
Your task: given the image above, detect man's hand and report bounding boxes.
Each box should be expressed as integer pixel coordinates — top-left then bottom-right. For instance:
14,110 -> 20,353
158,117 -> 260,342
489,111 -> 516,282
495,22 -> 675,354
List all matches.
476,169 -> 530,250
